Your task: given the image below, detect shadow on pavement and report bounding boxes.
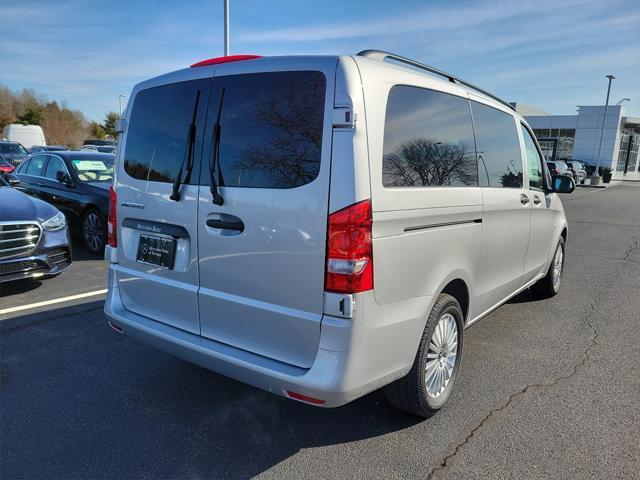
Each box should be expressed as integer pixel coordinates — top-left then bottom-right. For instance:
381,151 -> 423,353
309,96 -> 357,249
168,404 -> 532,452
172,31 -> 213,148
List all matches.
0,277 -> 43,298
1,301 -> 422,479
70,236 -> 103,262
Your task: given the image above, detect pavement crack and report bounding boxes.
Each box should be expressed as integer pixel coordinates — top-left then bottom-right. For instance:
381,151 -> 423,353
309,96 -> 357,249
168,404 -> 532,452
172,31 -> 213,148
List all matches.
619,239 -> 639,261
425,299 -> 600,480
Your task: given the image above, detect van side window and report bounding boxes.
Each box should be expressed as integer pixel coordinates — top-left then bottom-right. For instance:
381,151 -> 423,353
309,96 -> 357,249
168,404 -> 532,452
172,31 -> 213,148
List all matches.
382,86 -> 477,187
521,125 -> 545,190
470,101 -> 523,188
206,71 -> 326,189
123,78 -> 211,183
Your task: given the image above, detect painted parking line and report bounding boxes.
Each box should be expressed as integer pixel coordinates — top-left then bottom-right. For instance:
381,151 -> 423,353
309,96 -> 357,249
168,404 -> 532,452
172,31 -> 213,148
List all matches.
0,289 -> 108,316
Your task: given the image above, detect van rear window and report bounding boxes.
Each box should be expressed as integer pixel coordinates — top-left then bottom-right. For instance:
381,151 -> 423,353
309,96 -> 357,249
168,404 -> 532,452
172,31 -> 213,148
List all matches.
205,70 -> 326,189
123,78 -> 211,183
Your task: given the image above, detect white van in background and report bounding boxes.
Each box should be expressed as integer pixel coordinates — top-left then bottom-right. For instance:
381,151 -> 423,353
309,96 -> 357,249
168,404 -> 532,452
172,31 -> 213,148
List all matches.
3,124 -> 47,149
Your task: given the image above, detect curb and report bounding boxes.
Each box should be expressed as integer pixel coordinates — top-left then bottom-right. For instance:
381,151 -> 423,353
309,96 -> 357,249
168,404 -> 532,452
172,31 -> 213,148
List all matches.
576,184 -> 607,189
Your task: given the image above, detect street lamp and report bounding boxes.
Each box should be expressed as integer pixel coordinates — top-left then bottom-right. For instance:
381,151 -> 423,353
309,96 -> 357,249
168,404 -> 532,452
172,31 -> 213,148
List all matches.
592,75 -> 615,184
224,0 -> 230,56
616,98 -> 631,106
118,95 -> 126,117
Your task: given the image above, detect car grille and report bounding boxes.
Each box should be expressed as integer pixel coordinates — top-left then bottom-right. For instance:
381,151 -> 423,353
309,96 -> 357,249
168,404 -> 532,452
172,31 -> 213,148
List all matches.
0,223 -> 41,259
47,248 -> 71,268
0,259 -> 46,276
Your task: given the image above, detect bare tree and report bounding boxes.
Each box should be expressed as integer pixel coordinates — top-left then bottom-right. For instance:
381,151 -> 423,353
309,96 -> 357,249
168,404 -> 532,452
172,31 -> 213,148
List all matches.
383,138 -> 476,186
230,74 -> 325,188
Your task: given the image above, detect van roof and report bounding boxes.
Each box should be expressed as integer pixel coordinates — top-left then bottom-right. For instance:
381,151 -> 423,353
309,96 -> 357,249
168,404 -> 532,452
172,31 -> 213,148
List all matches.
131,52 -> 521,121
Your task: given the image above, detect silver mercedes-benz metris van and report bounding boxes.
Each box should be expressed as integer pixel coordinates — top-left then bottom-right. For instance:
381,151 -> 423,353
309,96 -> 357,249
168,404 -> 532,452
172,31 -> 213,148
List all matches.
104,51 -> 574,417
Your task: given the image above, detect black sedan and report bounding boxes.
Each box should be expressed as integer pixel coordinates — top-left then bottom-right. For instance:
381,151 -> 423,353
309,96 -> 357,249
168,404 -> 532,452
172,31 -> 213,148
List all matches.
0,174 -> 71,283
13,151 -> 114,254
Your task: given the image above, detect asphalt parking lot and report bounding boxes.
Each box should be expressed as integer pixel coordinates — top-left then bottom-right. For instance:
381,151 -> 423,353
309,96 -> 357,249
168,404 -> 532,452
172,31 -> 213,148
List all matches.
1,183 -> 639,480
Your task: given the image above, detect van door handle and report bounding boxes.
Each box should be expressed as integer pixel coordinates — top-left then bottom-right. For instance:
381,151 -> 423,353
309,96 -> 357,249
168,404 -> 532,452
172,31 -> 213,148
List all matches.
206,215 -> 244,233
533,195 -> 542,205
520,194 -> 530,205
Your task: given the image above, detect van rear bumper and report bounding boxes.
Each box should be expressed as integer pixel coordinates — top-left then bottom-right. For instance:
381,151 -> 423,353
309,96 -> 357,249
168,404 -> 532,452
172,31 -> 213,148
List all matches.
104,264 -> 420,407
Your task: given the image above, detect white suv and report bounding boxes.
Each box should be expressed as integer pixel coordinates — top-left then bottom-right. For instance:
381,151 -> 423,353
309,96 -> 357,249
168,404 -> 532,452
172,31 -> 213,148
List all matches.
104,51 -> 575,417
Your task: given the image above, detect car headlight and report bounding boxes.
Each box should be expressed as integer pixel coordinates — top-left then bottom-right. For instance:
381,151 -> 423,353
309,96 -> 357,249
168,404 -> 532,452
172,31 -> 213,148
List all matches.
42,211 -> 67,231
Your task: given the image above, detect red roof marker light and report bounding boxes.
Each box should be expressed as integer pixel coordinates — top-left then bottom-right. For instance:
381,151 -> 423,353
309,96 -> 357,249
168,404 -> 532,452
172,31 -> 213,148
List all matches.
190,54 -> 262,68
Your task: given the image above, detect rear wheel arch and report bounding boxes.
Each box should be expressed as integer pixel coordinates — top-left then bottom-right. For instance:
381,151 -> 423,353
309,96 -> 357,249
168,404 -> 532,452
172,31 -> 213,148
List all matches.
439,277 -> 470,324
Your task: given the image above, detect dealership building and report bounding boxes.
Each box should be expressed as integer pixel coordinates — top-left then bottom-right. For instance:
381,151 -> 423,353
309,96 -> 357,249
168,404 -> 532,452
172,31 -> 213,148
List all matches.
512,103 -> 640,179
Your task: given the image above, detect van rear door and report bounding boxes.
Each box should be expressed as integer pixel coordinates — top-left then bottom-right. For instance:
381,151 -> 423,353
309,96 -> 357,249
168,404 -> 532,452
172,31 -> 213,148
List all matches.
196,60 -> 335,368
116,77 -> 211,334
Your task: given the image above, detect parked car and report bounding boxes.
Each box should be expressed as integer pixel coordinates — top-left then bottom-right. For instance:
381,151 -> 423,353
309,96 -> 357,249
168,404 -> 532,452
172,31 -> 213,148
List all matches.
83,139 -> 116,146
546,161 -> 560,176
12,151 -> 114,254
566,161 -> 586,184
0,154 -> 15,173
30,145 -> 69,153
82,144 -> 117,154
0,173 -> 71,283
2,124 -> 46,149
104,51 -> 575,417
0,141 -> 29,166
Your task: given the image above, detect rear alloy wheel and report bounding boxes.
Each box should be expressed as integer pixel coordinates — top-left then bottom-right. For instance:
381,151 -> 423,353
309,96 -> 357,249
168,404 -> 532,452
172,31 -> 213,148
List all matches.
384,293 -> 464,417
82,209 -> 106,253
532,237 -> 565,299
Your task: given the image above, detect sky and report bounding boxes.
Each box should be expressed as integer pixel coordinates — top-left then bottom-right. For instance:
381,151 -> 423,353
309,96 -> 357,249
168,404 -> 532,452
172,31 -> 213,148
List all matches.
1,0 -> 639,122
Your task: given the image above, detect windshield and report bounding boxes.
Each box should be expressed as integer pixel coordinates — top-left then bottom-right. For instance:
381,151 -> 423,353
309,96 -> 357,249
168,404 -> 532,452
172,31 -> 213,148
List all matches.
0,143 -> 28,155
71,157 -> 115,182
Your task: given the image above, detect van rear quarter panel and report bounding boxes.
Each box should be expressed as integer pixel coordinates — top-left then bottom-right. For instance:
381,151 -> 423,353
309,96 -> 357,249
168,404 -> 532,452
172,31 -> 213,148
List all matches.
355,57 -> 482,310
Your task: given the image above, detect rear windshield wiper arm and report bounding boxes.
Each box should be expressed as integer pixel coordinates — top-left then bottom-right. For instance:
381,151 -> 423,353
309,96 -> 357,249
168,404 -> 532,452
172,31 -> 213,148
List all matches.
170,89 -> 201,201
209,87 -> 225,206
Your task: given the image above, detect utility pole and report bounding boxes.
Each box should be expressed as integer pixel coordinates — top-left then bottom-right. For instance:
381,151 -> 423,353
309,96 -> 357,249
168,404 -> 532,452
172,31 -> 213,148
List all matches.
593,75 -> 615,183
224,0 -> 230,56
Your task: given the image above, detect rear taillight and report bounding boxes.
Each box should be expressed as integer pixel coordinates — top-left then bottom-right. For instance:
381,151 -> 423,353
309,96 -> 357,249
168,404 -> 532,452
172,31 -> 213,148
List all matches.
325,199 -> 373,294
108,185 -> 117,247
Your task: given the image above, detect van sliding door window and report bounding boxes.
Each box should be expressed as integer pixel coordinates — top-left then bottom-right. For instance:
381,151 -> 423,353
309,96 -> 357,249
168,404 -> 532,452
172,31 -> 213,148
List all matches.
123,78 -> 211,183
470,101 -> 523,188
203,71 -> 326,189
382,86 -> 477,187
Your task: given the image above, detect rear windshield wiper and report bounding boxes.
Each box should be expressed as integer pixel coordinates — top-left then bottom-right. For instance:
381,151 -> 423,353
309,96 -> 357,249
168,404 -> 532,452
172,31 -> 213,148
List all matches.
209,87 -> 225,206
170,89 -> 201,201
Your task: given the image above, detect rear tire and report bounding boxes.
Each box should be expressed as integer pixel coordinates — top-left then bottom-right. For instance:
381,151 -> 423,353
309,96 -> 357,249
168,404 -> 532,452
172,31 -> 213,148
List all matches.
531,237 -> 565,299
82,208 -> 106,254
384,293 -> 464,417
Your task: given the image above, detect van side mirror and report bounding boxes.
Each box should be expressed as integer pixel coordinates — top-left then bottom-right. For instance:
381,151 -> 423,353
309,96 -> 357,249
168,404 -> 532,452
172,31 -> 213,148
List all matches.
551,175 -> 575,194
56,170 -> 73,186
4,173 -> 20,186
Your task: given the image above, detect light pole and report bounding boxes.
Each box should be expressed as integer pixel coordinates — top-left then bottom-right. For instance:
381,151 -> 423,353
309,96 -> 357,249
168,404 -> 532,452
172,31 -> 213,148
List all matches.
616,98 -> 631,106
224,0 -> 230,56
118,95 -> 125,117
593,75 -> 615,183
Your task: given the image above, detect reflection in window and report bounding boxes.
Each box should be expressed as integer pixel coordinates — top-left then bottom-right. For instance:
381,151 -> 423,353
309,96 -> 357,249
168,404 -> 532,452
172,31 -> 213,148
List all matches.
124,78 -> 210,183
471,102 -> 523,188
382,86 -> 477,187
212,71 -> 326,189
522,126 -> 544,189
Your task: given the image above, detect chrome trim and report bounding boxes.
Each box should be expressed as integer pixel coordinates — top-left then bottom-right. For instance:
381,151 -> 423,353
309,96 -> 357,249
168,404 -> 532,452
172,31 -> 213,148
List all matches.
0,221 -> 42,260
404,218 -> 482,233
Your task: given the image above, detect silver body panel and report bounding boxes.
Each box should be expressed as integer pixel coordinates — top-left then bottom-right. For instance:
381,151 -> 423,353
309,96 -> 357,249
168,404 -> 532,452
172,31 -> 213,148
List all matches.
105,54 -> 568,406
